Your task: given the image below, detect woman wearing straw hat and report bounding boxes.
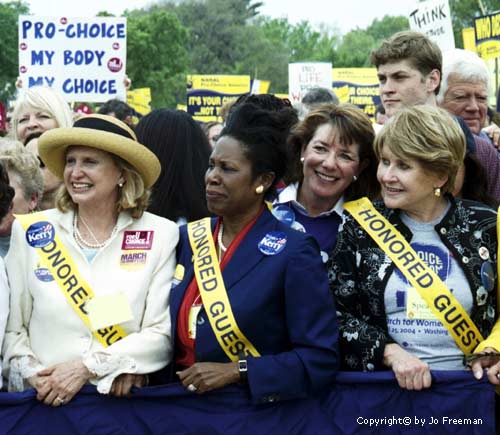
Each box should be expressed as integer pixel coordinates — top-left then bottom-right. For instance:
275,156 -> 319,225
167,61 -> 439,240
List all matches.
3,114 -> 178,406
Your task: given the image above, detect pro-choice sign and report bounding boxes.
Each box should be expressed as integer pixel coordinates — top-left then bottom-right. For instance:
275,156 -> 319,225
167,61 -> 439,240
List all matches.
18,16 -> 127,102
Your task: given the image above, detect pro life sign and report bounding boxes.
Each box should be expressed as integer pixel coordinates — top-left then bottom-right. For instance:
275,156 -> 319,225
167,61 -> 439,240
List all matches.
18,16 -> 127,102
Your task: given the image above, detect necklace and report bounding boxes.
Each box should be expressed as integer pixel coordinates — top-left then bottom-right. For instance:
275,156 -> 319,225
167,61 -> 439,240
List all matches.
217,222 -> 227,260
73,213 -> 118,249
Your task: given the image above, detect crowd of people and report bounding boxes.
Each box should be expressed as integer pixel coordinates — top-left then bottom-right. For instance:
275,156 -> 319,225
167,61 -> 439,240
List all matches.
0,30 -> 497,426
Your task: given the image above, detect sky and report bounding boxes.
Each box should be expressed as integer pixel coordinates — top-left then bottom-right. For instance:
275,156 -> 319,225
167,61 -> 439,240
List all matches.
12,0 -> 418,35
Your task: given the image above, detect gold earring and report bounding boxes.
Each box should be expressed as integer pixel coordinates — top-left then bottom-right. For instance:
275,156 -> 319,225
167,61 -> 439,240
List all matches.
255,185 -> 264,194
434,187 -> 441,197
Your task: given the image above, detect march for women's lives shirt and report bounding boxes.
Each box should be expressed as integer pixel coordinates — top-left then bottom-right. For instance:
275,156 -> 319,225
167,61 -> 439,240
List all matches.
384,209 -> 472,369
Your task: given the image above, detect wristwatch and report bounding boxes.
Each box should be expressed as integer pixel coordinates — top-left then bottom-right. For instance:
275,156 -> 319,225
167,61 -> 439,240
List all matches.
238,358 -> 248,384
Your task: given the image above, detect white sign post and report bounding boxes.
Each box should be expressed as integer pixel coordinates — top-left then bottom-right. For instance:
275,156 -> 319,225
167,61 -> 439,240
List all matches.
288,62 -> 332,103
18,16 -> 127,102
408,0 -> 455,50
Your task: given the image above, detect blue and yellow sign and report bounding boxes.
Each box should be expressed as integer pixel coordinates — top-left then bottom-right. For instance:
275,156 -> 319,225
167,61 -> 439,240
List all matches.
186,74 -> 250,122
332,68 -> 381,119
474,12 -> 500,60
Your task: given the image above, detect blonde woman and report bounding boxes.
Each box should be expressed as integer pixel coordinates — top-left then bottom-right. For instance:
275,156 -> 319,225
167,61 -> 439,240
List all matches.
329,106 -> 500,390
3,115 -> 178,405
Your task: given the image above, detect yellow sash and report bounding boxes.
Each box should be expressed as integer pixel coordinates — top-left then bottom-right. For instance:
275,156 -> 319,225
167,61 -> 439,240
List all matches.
187,218 -> 260,361
344,198 -> 484,355
16,212 -> 127,347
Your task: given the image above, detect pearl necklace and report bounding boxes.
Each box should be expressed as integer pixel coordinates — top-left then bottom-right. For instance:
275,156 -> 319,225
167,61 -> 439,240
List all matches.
73,213 -> 118,249
217,223 -> 227,260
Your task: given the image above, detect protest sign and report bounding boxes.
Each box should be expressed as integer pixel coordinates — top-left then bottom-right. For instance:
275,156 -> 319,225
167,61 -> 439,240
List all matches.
186,75 -> 250,122
18,16 -> 127,102
474,12 -> 500,60
288,62 -> 332,103
250,79 -> 270,94
127,88 -> 152,116
332,68 -> 381,119
462,27 -> 477,52
408,0 -> 455,50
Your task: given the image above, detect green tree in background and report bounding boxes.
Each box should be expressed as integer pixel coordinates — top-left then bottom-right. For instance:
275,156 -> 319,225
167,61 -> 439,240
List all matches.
160,0 -> 262,74
0,0 -> 492,108
0,1 -> 29,103
334,15 -> 409,67
126,7 -> 189,108
240,17 -> 337,93
449,0 -> 498,48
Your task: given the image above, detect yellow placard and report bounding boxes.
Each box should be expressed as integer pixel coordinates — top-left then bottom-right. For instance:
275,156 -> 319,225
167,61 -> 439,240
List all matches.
474,13 -> 500,60
126,88 -> 152,116
187,75 -> 250,95
462,28 -> 476,52
332,68 -> 380,118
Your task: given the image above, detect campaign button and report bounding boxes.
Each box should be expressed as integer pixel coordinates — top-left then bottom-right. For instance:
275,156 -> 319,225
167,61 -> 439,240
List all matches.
478,246 -> 490,260
258,231 -> 287,256
26,221 -> 55,248
122,230 -> 154,250
34,267 -> 54,282
480,261 -> 495,292
271,205 -> 295,227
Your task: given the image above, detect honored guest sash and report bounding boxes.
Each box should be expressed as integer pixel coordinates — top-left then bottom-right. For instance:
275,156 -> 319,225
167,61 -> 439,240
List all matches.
16,212 -> 127,347
187,218 -> 260,361
344,198 -> 484,355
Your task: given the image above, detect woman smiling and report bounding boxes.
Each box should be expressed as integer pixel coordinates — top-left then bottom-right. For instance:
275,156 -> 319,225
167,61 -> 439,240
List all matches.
3,115 -> 178,405
329,106 -> 500,390
275,103 -> 378,262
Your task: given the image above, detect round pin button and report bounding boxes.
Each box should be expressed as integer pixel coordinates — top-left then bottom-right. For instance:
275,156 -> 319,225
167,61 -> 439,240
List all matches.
258,231 -> 287,256
481,261 -> 495,292
478,246 -> 490,260
271,205 -> 295,227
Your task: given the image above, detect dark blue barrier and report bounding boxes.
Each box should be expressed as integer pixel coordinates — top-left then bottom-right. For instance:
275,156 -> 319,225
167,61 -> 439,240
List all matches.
0,371 -> 494,434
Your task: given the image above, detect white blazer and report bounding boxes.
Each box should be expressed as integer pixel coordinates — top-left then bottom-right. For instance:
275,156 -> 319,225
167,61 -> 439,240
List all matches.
3,208 -> 178,393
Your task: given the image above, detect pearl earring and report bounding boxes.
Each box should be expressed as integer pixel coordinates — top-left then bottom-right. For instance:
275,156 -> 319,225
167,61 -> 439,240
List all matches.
353,175 -> 358,182
118,182 -> 124,188
434,187 -> 441,197
255,185 -> 264,194
300,157 -> 305,163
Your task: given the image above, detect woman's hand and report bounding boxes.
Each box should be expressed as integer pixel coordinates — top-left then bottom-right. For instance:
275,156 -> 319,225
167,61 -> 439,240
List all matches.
110,374 -> 148,397
383,343 -> 432,390
469,347 -> 500,385
27,374 -> 51,400
177,362 -> 240,394
35,359 -> 93,406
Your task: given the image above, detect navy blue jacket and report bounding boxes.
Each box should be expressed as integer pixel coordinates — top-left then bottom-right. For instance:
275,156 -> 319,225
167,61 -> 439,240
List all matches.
170,208 -> 339,404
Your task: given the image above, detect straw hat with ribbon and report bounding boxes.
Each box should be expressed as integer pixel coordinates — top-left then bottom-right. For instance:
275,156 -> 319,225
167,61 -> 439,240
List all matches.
38,114 -> 160,188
